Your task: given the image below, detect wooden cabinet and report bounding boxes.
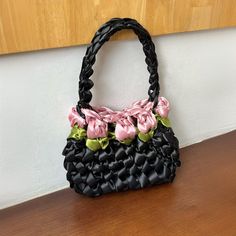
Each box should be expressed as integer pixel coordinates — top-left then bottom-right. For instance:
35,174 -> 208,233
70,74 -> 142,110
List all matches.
1,0 -> 236,54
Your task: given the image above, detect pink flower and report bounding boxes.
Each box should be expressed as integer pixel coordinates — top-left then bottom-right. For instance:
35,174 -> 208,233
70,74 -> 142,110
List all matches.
126,99 -> 157,133
68,107 -> 86,128
115,116 -> 136,141
155,97 -> 170,118
135,112 -> 157,133
95,107 -> 120,123
82,109 -> 108,139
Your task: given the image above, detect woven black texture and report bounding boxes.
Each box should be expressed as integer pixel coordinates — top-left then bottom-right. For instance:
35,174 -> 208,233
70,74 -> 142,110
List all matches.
63,123 -> 180,197
77,17 -> 160,114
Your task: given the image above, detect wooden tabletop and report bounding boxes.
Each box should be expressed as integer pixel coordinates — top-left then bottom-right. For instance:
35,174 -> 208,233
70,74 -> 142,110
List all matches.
1,131 -> 236,236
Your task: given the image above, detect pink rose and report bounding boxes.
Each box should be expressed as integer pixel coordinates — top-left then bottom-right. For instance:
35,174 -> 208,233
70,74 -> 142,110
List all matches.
82,109 -> 108,139
95,107 -> 120,123
115,116 -> 136,141
155,97 -> 170,118
135,111 -> 157,133
126,99 -> 156,133
68,107 -> 86,128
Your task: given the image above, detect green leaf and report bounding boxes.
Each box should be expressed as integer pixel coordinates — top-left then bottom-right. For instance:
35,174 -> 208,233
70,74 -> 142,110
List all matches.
160,117 -> 171,127
86,137 -> 109,151
68,125 -> 86,140
121,138 -> 133,145
138,129 -> 154,142
108,131 -> 116,139
156,116 -> 171,128
98,137 -> 109,150
86,139 -> 101,152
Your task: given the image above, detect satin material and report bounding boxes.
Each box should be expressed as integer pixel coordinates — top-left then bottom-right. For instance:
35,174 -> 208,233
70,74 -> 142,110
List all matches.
155,97 -> 170,118
86,137 -> 109,151
156,115 -> 171,128
124,99 -> 157,134
63,122 -> 181,197
68,97 -> 170,141
68,107 -> 86,128
81,109 -> 108,139
138,129 -> 154,142
68,125 -> 86,140
115,116 -> 137,141
68,119 -> 170,151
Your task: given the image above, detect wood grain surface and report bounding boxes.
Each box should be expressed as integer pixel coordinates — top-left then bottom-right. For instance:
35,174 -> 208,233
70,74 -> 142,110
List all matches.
0,131 -> 236,236
1,0 -> 236,54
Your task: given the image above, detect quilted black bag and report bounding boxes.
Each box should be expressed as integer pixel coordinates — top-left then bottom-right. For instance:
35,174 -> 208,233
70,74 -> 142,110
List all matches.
62,18 -> 181,197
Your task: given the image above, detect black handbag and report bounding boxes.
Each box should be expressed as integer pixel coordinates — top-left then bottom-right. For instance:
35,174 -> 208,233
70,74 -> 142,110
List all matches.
62,18 -> 181,197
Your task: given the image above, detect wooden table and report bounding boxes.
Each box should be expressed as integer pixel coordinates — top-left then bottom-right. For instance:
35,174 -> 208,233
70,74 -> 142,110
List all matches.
1,131 -> 236,236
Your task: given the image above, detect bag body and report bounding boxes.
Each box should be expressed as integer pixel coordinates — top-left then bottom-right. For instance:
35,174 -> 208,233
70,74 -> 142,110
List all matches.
62,18 -> 181,197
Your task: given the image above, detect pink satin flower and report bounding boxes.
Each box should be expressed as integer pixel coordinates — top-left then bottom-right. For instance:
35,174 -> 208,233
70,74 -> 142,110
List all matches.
135,112 -> 157,133
115,116 -> 136,141
155,97 -> 170,118
126,99 -> 157,133
95,107 -> 120,123
81,109 -> 108,139
68,97 -> 170,140
131,99 -> 152,109
68,107 -> 86,128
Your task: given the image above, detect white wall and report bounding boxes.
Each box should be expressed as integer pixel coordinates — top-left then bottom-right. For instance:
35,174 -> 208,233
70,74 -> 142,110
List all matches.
1,27 -> 236,209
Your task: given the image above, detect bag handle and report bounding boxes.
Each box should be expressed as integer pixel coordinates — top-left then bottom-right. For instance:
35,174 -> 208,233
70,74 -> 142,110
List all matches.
77,18 -> 160,114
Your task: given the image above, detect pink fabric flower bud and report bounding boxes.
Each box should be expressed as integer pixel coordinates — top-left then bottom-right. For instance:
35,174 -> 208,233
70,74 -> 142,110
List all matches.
135,112 -> 157,133
155,97 -> 170,118
126,99 -> 156,133
82,109 -> 108,139
115,116 -> 136,141
95,107 -> 120,123
68,107 -> 86,128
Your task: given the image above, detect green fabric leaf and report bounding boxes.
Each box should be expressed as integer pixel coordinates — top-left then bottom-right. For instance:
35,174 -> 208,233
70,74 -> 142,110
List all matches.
156,115 -> 171,128
86,137 -> 109,151
68,125 -> 86,140
138,129 -> 154,142
86,139 -> 101,152
98,137 -> 109,150
121,138 -> 133,145
108,131 -> 116,139
159,117 -> 171,127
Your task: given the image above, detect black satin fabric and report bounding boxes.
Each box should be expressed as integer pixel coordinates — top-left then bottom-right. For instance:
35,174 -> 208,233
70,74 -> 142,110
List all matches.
77,18 -> 160,115
62,123 -> 181,197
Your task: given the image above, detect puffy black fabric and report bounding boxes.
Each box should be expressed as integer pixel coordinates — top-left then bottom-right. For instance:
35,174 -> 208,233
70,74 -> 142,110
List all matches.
63,123 -> 180,197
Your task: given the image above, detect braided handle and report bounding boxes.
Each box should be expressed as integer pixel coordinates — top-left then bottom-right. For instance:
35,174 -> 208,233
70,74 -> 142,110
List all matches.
77,18 -> 160,113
